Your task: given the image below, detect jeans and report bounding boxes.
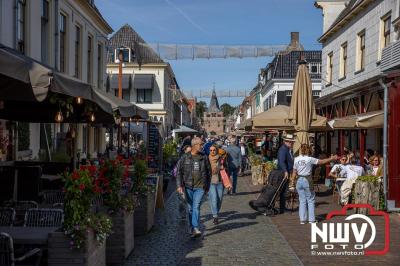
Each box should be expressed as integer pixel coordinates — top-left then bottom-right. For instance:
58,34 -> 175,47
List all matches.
296,176 -> 315,223
185,187 -> 205,229
229,166 -> 239,193
208,183 -> 224,218
325,178 -> 332,188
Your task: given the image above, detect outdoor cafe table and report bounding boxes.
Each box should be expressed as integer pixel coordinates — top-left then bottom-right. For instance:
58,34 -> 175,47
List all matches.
0,226 -> 59,245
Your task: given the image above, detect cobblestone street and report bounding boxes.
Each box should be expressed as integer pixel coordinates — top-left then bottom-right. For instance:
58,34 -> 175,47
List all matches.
125,175 -> 302,266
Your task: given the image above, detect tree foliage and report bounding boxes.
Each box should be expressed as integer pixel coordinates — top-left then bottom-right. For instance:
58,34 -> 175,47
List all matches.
220,103 -> 235,118
196,101 -> 207,121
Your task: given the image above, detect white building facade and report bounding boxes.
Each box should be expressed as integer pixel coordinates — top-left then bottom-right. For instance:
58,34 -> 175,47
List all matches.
0,0 -> 112,159
106,24 -> 186,138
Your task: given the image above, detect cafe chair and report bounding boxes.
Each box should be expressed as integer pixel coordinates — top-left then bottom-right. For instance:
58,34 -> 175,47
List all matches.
0,232 -> 42,266
2,201 -> 38,226
23,209 -> 64,228
0,208 -> 16,226
41,190 -> 65,205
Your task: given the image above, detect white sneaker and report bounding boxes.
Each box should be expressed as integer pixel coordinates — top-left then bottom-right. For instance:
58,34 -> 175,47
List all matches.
300,221 -> 306,225
309,221 -> 317,224
192,228 -> 201,238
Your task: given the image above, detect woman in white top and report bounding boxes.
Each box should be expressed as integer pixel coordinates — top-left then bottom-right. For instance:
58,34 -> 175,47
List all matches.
340,154 -> 365,205
293,144 -> 338,224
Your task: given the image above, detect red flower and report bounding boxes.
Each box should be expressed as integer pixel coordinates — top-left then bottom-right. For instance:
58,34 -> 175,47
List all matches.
79,183 -> 86,191
88,165 -> 97,176
72,171 -> 80,180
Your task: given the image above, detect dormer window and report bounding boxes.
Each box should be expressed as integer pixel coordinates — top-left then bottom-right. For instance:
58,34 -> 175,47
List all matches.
115,47 -> 131,63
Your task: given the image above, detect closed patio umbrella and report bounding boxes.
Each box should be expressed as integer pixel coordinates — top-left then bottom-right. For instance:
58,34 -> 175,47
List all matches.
288,60 -> 317,153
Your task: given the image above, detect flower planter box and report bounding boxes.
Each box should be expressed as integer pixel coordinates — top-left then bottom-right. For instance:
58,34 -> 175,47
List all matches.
354,180 -> 381,214
251,165 -> 263,185
48,230 -> 105,266
134,192 -> 155,236
106,211 -> 135,265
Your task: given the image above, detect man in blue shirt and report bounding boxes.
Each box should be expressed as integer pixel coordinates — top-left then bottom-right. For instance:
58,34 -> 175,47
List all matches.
203,135 -> 216,156
277,133 -> 295,214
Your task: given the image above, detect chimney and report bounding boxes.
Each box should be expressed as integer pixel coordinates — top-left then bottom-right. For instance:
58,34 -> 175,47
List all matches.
286,32 -> 304,52
290,32 -> 300,47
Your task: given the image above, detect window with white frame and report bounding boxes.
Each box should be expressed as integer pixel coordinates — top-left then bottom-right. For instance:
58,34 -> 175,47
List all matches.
115,47 -> 131,62
326,52 -> 333,84
379,14 -> 391,59
41,0 -> 49,63
137,89 -> 152,103
74,25 -> 81,78
309,62 -> 321,74
356,30 -> 366,71
339,42 -> 347,79
59,13 -> 67,72
16,0 -> 26,53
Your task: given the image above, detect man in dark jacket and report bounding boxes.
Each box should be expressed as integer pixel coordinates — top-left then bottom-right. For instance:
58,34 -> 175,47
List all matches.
277,133 -> 295,214
225,136 -> 242,194
176,137 -> 211,237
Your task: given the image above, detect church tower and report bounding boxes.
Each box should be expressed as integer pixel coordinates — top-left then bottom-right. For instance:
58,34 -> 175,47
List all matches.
203,89 -> 225,135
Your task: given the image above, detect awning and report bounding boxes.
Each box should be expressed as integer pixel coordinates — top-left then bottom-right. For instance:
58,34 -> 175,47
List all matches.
173,125 -> 198,133
133,74 -> 154,89
132,105 -> 148,120
108,74 -> 131,89
328,110 -> 384,129
0,44 -> 114,123
252,105 -> 327,130
237,118 -> 252,130
92,89 -> 135,118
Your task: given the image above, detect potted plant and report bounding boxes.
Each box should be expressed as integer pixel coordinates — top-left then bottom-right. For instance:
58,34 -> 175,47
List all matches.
48,166 -> 112,266
131,159 -> 155,235
96,159 -> 136,265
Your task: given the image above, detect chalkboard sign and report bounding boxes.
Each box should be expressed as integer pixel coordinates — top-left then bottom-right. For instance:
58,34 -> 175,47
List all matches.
147,123 -> 161,169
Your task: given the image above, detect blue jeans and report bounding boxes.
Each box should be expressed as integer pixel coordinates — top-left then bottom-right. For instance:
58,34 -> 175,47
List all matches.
229,166 -> 239,193
296,177 -> 315,223
208,183 -> 224,218
185,187 -> 205,229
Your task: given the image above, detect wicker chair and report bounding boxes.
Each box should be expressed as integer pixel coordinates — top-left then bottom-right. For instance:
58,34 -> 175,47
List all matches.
41,190 -> 65,205
0,232 -> 42,266
23,209 -> 64,228
0,208 -> 15,227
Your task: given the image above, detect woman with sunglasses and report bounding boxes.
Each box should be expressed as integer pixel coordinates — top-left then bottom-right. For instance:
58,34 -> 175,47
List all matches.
368,155 -> 383,177
208,144 -> 229,225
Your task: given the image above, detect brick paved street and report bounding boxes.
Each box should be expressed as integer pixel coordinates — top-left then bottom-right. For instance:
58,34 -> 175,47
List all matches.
125,175 -> 302,266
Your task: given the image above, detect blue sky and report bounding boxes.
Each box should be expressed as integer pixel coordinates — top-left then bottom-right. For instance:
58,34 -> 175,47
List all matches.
96,0 -> 322,106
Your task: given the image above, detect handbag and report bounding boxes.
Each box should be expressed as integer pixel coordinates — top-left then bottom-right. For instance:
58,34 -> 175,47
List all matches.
220,168 -> 232,190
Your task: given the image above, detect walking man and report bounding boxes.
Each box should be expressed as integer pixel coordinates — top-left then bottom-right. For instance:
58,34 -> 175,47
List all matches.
277,134 -> 295,214
176,137 -> 210,237
225,136 -> 242,194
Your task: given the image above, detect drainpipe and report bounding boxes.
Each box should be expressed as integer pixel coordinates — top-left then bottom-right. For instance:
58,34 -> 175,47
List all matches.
378,79 -> 390,211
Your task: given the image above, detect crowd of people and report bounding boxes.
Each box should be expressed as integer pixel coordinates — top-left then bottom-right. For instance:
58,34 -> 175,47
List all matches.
174,134 -> 243,238
174,132 -> 384,236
